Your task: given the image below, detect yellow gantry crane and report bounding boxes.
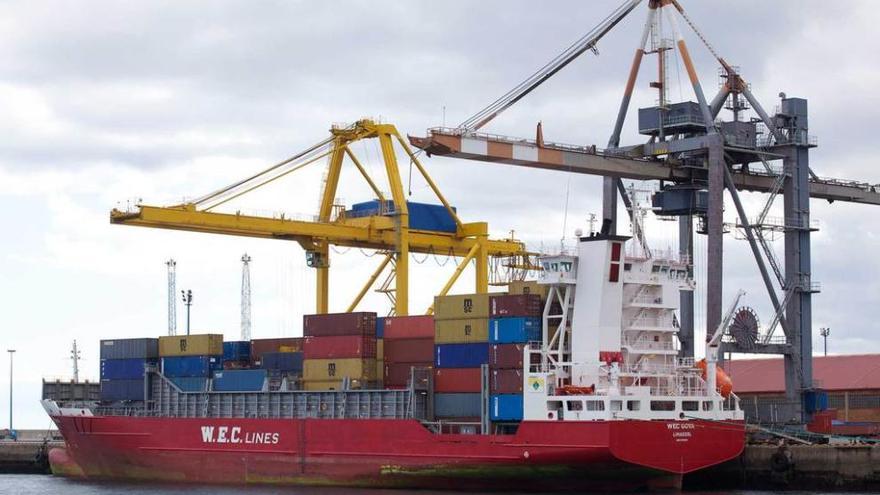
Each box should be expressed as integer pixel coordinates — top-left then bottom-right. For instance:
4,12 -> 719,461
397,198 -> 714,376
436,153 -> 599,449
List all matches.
111,119 -> 535,316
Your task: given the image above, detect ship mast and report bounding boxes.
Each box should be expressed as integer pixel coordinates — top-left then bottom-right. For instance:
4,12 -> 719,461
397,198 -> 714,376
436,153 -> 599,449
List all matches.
241,253 -> 252,341
166,259 -> 177,336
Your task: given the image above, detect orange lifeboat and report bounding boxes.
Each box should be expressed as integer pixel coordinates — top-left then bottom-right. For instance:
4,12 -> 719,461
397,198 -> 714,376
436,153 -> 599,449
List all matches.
696,359 -> 733,398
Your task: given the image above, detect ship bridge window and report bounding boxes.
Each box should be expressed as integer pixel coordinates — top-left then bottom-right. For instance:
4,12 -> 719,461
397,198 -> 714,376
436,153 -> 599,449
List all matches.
566,401 -> 583,411
610,400 -> 623,412
624,263 -> 632,271
652,266 -> 661,273
561,261 -> 572,272
650,400 -> 676,411
702,401 -> 714,411
682,401 -> 699,412
626,400 -> 641,411
585,400 -> 605,411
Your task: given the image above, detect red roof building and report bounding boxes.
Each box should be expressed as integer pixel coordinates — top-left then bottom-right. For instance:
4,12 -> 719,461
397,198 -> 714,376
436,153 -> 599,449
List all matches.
726,354 -> 880,394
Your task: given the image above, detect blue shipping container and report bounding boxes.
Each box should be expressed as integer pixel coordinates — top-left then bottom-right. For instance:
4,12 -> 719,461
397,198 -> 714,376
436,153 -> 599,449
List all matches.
100,358 -> 155,380
223,341 -> 252,362
260,351 -> 303,372
100,338 -> 159,360
100,379 -> 145,401
489,317 -> 542,344
435,343 -> 489,368
434,393 -> 482,418
490,394 -> 523,421
162,355 -> 222,377
376,317 -> 386,338
349,200 -> 457,233
213,369 -> 267,392
170,377 -> 209,392
804,390 -> 829,413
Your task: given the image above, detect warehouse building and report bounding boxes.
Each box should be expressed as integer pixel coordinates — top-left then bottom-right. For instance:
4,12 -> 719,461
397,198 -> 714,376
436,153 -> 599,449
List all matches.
727,354 -> 880,424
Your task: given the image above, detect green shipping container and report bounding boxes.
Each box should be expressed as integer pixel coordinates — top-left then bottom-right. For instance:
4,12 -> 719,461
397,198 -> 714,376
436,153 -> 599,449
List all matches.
158,334 -> 224,357
434,318 -> 489,344
434,293 -> 489,320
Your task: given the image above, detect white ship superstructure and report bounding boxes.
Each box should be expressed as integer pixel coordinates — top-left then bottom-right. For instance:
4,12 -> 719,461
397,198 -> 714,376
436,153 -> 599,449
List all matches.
524,221 -> 743,423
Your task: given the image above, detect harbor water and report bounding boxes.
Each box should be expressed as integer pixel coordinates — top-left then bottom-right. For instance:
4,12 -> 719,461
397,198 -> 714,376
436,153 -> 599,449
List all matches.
1,476 -> 876,495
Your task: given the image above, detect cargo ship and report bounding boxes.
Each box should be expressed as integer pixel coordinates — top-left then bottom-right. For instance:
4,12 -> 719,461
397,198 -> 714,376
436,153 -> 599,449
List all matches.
43,223 -> 745,491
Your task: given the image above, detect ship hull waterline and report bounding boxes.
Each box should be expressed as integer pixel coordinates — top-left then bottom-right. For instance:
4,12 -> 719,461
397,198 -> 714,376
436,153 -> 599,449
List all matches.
49,414 -> 744,491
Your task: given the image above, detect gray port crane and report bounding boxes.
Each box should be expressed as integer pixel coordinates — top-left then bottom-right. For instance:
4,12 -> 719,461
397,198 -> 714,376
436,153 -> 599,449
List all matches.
410,0 -> 880,423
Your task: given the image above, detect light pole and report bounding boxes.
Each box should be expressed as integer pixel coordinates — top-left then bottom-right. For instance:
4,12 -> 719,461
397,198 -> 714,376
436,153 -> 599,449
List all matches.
7,349 -> 14,434
820,327 -> 831,356
181,289 -> 193,335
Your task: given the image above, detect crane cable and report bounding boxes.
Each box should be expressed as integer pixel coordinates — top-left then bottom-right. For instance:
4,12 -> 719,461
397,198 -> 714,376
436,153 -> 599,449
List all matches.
458,0 -> 644,131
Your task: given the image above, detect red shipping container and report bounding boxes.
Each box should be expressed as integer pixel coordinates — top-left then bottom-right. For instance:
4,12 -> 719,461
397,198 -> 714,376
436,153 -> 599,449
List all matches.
491,369 -> 524,393
250,338 -> 303,361
303,312 -> 376,337
434,368 -> 482,393
383,316 -> 435,339
489,344 -> 530,369
489,294 -> 542,317
302,335 -> 376,359
384,338 -> 434,363
383,362 -> 432,388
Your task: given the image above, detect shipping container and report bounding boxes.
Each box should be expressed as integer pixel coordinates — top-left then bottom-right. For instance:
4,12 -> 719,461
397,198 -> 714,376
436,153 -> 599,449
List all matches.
100,379 -> 145,401
489,343 -> 532,370
490,394 -> 524,421
383,315 -> 435,339
489,317 -> 541,344
161,355 -> 222,377
212,369 -> 267,392
302,379 -> 377,391
433,368 -> 481,393
100,338 -> 158,360
170,376 -> 209,393
100,358 -> 154,380
376,317 -> 386,338
434,393 -> 482,418
491,369 -> 524,393
434,318 -> 489,344
303,358 -> 377,382
259,352 -> 304,372
222,341 -> 252,362
250,338 -> 302,361
303,335 -> 376,359
507,280 -> 549,299
158,334 -> 223,357
376,339 -> 384,361
489,294 -> 542,318
434,293 -> 489,320
303,312 -> 376,337
434,343 -> 489,368
383,362 -> 431,388
384,338 -> 434,363
349,200 -> 458,233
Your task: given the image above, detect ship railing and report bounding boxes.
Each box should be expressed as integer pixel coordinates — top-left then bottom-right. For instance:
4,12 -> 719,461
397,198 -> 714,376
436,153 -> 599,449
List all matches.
629,295 -> 664,305
626,316 -> 675,329
622,339 -> 677,351
421,420 -> 482,435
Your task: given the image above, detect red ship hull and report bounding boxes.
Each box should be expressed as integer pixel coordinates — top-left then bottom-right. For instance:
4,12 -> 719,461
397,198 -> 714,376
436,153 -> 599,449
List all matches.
49,414 -> 744,491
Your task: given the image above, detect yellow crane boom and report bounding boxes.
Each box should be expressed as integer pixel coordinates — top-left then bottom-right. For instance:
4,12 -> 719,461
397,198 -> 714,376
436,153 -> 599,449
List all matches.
110,119 -> 536,316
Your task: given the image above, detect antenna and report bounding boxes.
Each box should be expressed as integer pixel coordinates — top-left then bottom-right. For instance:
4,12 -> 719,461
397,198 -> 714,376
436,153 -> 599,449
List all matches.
166,259 -> 177,336
241,253 -> 252,341
70,340 -> 81,382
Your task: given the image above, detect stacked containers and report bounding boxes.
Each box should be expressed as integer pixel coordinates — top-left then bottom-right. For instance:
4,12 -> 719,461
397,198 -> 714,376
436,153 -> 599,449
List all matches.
433,294 -> 490,419
488,294 -> 543,421
222,341 -> 252,369
302,312 -> 377,390
259,351 -> 303,390
213,369 -> 268,392
250,337 -> 303,365
376,317 -> 386,384
158,334 -> 223,393
99,338 -> 158,401
382,316 -> 434,389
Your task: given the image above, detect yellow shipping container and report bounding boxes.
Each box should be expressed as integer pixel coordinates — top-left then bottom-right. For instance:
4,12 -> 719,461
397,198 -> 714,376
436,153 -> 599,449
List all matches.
434,293 -> 489,320
508,280 -> 548,299
158,334 -> 223,357
376,339 -> 385,380
303,358 -> 377,382
434,318 -> 489,344
302,379 -> 378,391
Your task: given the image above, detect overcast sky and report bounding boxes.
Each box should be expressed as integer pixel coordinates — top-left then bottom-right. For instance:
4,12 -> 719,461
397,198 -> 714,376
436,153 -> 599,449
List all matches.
2,1 -> 879,428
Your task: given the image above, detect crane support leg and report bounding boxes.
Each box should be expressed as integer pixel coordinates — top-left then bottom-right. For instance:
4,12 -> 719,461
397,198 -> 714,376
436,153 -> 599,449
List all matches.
426,242 -> 482,315
706,136 -> 725,336
678,214 -> 694,358
378,131 -> 410,316
347,253 -> 393,313
315,244 -> 330,314
475,237 -> 488,294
